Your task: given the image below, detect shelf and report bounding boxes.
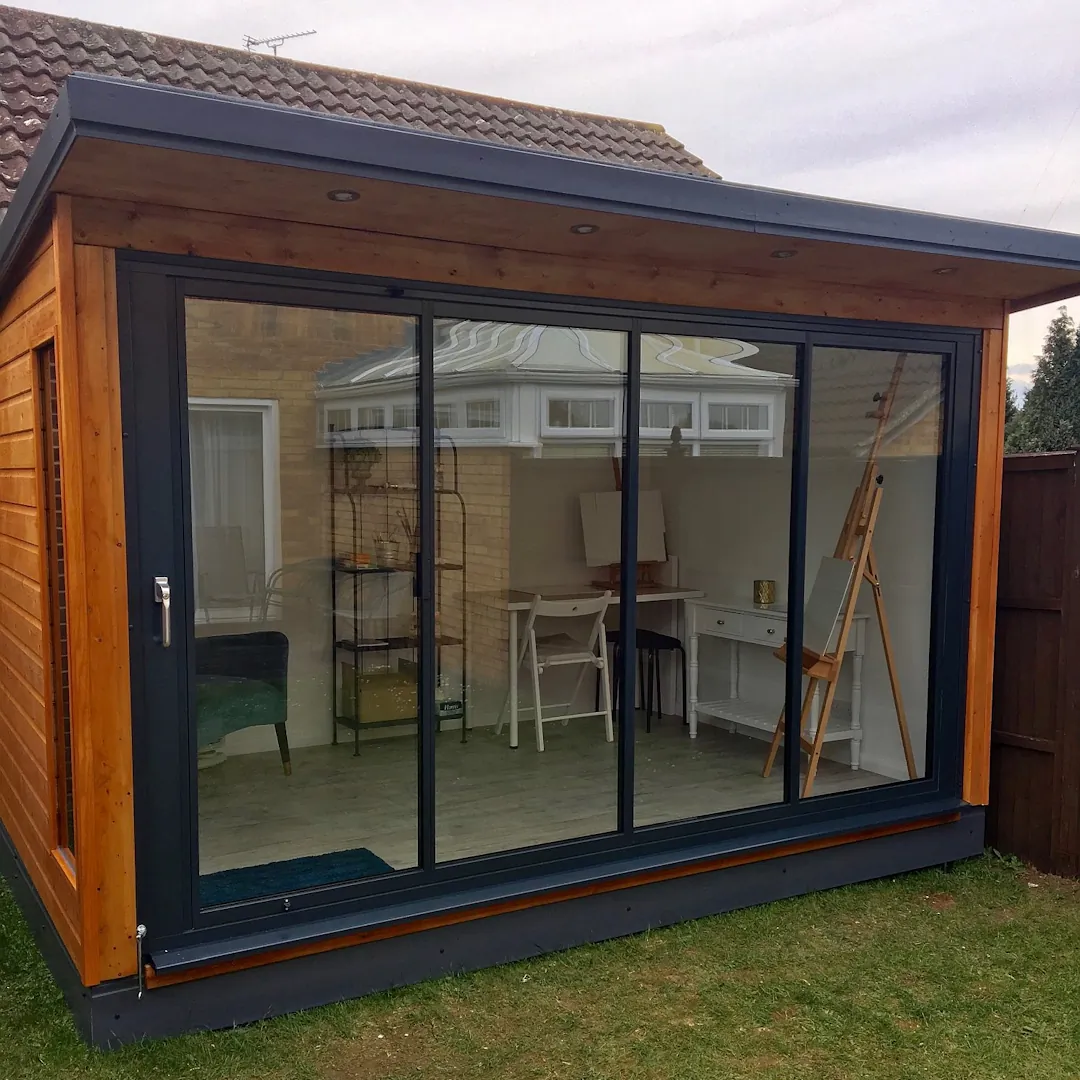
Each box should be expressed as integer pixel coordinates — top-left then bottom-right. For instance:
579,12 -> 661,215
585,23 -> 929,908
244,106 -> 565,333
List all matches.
696,697 -> 859,742
332,482 -> 463,496
333,560 -> 463,575
335,635 -> 463,653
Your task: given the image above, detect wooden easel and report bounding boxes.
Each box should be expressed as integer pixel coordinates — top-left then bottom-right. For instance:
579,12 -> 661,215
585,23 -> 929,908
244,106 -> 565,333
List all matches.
762,353 -> 918,796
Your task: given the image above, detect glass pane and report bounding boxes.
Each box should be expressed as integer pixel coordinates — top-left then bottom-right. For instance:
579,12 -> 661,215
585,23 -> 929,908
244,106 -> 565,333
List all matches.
801,347 -> 943,797
433,318 -> 627,862
635,334 -> 797,825
548,399 -> 570,428
186,299 -> 420,906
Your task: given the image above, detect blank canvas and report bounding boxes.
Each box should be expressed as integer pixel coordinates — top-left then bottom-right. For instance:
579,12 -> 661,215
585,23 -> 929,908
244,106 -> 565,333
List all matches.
579,490 -> 667,566
803,556 -> 856,656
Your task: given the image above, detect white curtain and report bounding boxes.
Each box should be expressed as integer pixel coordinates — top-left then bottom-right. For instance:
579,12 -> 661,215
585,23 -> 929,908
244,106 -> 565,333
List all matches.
189,408 -> 266,608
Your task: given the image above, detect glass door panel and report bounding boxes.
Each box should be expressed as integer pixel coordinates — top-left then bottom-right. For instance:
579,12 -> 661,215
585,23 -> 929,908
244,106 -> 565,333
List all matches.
431,318 -> 627,861
800,346 -> 944,798
634,334 -> 797,824
185,298 -> 420,906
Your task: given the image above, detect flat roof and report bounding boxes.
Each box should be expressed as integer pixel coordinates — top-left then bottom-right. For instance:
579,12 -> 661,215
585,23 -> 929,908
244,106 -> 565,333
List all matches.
3,73 -> 1080,311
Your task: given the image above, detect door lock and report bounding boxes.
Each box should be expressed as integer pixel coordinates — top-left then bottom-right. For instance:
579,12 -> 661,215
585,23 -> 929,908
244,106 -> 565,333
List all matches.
153,576 -> 172,648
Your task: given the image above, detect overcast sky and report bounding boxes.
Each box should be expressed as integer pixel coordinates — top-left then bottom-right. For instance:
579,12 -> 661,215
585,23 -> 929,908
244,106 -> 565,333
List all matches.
35,0 -> 1080,390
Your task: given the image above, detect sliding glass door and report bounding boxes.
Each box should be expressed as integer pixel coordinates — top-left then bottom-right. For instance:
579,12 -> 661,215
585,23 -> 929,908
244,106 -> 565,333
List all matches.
123,259 -> 973,954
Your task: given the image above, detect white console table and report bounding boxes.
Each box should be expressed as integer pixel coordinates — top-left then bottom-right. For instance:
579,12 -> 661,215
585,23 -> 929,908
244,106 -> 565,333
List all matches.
686,598 -> 867,770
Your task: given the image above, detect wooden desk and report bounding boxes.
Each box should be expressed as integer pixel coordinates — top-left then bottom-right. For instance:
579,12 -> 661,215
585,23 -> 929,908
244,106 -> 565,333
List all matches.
496,585 -> 704,748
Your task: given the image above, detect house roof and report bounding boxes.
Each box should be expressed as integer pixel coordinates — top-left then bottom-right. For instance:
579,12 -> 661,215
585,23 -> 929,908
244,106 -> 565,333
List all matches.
0,4 -> 713,213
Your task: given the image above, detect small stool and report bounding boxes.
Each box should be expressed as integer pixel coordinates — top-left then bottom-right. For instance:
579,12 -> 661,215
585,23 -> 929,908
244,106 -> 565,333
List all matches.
598,628 -> 687,732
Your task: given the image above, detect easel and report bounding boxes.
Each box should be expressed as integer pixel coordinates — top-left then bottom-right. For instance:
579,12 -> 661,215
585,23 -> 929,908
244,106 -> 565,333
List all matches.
762,353 -> 918,796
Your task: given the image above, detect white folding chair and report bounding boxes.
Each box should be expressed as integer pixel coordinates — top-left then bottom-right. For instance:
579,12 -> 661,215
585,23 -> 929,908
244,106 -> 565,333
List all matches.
498,591 -> 614,751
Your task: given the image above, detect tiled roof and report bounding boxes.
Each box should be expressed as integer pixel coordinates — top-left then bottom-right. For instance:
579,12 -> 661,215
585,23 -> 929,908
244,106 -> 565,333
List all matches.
0,5 -> 714,213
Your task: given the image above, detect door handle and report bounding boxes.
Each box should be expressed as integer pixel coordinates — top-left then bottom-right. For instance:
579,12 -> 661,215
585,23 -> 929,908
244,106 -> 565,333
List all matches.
154,576 -> 172,648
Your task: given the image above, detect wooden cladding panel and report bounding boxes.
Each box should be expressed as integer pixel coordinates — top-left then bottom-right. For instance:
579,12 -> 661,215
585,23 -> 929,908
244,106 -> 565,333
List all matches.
964,322 -> 1007,807
66,242 -> 136,983
70,196 -> 1006,329
0,233 -> 82,964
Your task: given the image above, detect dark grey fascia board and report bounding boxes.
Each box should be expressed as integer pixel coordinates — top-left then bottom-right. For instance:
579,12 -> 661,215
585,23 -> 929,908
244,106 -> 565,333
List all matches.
0,86 -> 76,289
5,73 -> 1080,304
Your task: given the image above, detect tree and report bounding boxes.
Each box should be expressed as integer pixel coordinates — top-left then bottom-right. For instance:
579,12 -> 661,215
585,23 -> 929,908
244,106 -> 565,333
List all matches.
1007,307 -> 1080,452
1003,378 -> 1022,451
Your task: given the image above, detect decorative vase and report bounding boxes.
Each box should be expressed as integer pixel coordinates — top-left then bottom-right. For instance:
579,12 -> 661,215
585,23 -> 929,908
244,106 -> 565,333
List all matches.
754,579 -> 777,607
375,540 -> 397,567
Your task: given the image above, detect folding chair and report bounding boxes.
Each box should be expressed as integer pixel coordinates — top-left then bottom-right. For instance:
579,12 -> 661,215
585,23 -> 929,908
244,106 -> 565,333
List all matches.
499,591 -> 614,751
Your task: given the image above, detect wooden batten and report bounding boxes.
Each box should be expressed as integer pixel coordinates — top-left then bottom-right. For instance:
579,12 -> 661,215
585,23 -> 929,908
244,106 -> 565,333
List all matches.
64,231 -> 137,983
964,318 -> 1008,805
69,196 -> 1006,329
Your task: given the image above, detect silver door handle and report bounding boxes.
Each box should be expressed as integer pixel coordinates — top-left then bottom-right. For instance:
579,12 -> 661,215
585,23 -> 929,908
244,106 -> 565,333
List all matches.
154,576 -> 172,648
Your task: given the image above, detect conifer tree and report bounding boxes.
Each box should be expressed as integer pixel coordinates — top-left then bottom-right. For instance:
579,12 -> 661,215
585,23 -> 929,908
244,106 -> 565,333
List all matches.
1007,308 -> 1080,452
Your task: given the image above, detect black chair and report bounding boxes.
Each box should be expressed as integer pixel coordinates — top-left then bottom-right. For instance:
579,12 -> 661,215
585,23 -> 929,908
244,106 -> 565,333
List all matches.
599,628 -> 687,732
195,631 -> 291,774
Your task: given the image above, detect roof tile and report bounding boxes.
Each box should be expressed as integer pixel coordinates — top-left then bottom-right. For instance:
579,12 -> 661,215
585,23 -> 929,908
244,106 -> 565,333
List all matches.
0,4 -> 714,212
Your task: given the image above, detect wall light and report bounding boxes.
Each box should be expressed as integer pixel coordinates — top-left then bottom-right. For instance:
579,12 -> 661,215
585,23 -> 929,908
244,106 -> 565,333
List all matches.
327,189 -> 360,203
570,223 -> 600,235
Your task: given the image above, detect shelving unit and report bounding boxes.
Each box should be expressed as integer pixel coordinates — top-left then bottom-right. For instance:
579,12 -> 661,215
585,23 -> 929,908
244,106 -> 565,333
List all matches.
328,431 -> 468,754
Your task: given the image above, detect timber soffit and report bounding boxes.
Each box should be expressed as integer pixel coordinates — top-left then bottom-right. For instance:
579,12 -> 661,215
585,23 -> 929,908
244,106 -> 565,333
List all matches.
3,74 -> 1080,309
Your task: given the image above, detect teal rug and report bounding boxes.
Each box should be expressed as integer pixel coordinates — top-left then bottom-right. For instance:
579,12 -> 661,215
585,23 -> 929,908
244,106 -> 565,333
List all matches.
200,846 -> 395,907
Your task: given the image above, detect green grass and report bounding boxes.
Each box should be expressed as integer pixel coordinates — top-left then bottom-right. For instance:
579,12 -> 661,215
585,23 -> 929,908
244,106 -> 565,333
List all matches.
3,853 -> 1080,1079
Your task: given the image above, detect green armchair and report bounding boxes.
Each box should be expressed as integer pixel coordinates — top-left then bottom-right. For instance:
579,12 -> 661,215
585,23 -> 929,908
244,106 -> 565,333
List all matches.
195,631 -> 291,775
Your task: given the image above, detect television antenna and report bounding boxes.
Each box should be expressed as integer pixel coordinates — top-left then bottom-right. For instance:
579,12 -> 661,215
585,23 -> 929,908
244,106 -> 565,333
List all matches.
243,29 -> 316,56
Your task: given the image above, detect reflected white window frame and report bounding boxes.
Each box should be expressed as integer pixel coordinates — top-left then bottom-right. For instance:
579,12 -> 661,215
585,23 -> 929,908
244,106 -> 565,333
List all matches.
540,387 -> 621,439
700,390 -> 786,456
639,391 -> 698,438
189,397 -> 282,625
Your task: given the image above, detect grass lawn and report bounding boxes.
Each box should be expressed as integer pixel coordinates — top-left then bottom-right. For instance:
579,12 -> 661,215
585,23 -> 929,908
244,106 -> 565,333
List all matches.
2,853 -> 1080,1079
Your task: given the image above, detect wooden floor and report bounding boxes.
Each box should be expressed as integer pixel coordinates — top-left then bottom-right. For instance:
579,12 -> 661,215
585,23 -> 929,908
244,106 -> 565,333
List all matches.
198,716 -> 893,876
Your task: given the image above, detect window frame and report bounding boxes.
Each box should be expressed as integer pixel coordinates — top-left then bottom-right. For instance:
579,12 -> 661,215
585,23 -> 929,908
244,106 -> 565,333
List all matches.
187,396 -> 282,624
540,387 -> 621,438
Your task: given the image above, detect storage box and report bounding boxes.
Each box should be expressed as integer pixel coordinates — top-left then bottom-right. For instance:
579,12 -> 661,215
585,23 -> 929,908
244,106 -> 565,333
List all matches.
339,663 -> 417,725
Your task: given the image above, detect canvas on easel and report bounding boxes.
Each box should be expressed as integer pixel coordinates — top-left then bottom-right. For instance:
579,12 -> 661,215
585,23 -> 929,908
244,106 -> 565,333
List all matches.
762,353 -> 918,796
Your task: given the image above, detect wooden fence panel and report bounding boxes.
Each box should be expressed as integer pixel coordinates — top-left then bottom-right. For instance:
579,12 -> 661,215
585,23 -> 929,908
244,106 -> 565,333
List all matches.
988,451 -> 1080,875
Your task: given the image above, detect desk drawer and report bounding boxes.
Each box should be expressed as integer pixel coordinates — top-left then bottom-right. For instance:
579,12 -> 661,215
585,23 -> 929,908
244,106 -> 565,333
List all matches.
700,610 -> 742,637
740,610 -> 785,646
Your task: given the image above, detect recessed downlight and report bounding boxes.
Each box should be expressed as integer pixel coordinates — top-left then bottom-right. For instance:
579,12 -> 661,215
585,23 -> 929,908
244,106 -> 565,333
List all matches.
327,188 -> 360,203
932,266 -> 957,275
570,223 -> 600,235
770,249 -> 797,259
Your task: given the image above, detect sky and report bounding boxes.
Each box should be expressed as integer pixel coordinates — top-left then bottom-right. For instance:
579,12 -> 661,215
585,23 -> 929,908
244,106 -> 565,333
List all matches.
29,0 -> 1080,392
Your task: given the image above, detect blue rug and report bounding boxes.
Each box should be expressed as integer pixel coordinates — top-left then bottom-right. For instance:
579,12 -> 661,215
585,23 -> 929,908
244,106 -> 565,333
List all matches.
200,846 -> 395,907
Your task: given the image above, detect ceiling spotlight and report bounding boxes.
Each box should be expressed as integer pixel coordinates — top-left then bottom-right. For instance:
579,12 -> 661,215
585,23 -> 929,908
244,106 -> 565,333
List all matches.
770,249 -> 797,259
932,266 -> 957,275
327,189 -> 360,203
570,223 -> 600,235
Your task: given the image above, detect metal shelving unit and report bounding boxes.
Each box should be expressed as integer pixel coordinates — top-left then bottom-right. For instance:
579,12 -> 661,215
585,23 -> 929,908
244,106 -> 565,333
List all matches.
329,432 -> 468,754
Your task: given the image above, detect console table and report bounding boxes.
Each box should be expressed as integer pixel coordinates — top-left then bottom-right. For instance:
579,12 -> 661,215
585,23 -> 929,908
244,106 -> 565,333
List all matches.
686,598 -> 867,770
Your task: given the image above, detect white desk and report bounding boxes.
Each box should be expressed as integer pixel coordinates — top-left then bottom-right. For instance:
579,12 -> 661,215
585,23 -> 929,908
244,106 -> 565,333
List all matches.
499,585 -> 704,748
686,598 -> 867,769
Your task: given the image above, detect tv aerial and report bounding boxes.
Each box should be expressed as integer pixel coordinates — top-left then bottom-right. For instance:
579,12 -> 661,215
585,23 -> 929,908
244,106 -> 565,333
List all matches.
243,29 -> 317,56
